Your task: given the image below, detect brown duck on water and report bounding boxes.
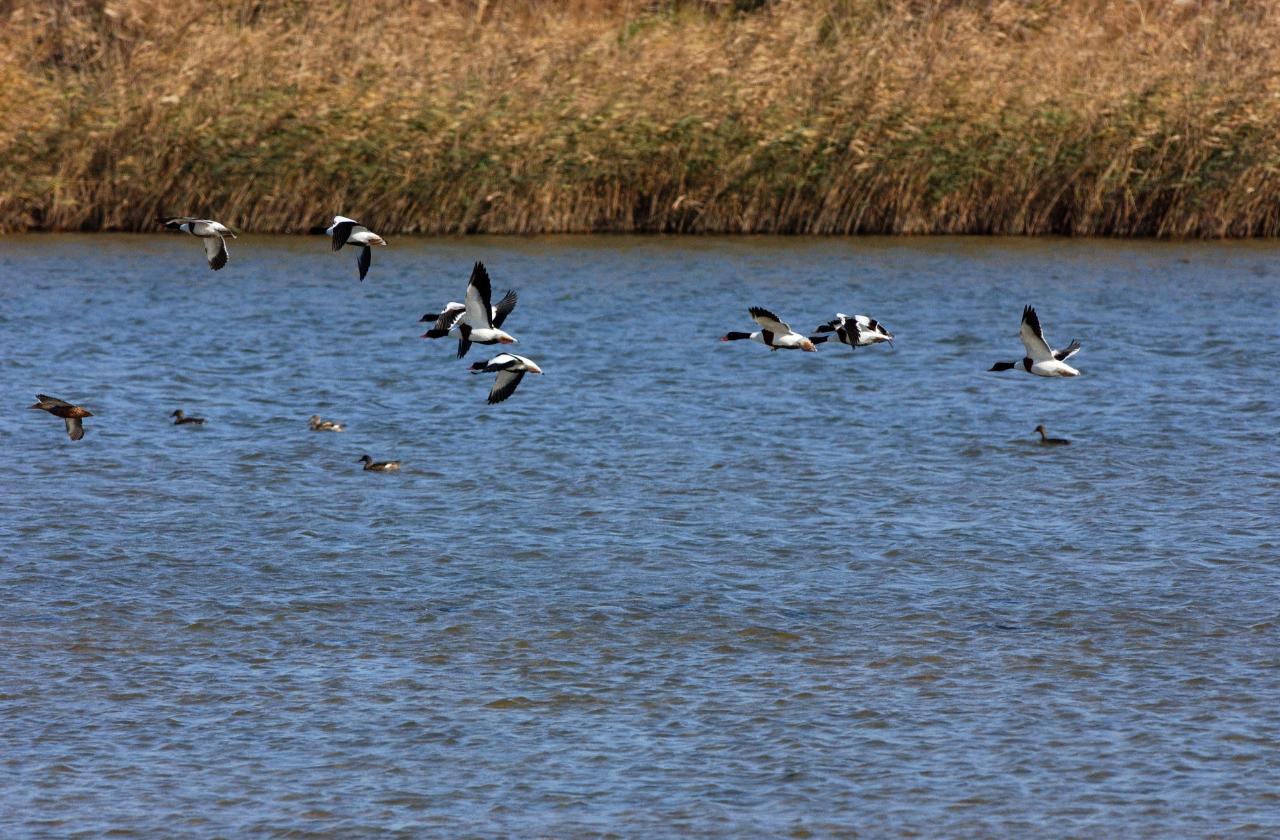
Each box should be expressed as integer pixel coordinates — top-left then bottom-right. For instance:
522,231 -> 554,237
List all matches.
29,394 -> 93,441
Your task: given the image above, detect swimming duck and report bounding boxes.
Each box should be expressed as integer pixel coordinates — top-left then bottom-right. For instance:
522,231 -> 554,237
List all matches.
810,313 -> 894,349
358,455 -> 401,471
309,415 -> 345,432
29,394 -> 93,441
421,286 -> 517,345
468,353 -> 543,404
1035,425 -> 1070,445
311,215 -> 386,281
171,409 -> 206,425
163,217 -> 236,271
989,305 -> 1081,377
721,307 -> 817,352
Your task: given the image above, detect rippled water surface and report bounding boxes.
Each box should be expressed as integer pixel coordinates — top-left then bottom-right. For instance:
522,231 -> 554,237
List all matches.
2,234 -> 1279,836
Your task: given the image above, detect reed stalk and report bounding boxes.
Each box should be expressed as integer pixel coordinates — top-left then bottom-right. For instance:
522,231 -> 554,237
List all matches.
2,0 -> 1277,236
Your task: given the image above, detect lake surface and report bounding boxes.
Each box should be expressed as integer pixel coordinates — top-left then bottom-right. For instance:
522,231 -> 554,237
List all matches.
1,234 -> 1278,836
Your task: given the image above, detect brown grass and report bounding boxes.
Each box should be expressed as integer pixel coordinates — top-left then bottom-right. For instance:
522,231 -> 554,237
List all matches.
3,0 -> 1280,236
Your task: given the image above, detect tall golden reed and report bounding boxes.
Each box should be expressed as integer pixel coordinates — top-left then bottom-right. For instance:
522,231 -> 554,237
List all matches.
2,0 -> 1278,236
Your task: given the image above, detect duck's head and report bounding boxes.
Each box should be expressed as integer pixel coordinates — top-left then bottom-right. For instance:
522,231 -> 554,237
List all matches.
1035,424 -> 1046,435
523,360 -> 544,375
171,410 -> 183,418
357,455 -> 372,464
497,332 -> 517,345
720,331 -> 752,342
989,361 -> 1016,372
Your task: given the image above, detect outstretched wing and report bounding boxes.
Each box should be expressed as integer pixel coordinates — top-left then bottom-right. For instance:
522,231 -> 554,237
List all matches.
37,394 -> 73,408
463,262 -> 495,328
1054,339 -> 1081,362
356,245 -> 371,281
492,289 -> 518,328
203,235 -> 228,270
749,306 -> 792,336
331,219 -> 356,251
488,370 -> 526,404
432,303 -> 467,333
1019,305 -> 1053,362
65,416 -> 85,441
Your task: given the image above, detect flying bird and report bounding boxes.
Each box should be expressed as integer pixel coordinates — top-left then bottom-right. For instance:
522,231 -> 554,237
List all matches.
163,217 -> 236,270
810,313 -> 894,349
311,215 -> 386,281
989,306 -> 1081,377
468,353 -> 543,404
721,307 -> 817,352
29,394 -> 93,441
421,284 -> 517,347
444,261 -> 519,359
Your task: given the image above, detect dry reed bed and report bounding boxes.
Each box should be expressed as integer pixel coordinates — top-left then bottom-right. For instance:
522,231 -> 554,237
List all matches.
2,0 -> 1280,236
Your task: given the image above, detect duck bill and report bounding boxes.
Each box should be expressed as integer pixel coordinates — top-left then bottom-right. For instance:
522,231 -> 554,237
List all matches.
498,336 -> 516,344
526,362 -> 544,374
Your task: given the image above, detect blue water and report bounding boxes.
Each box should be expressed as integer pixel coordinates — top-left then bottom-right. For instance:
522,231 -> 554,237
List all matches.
1,234 -> 1278,836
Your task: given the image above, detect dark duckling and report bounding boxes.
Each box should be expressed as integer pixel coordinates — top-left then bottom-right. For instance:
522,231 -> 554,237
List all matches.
1035,424 -> 1070,445
29,394 -> 93,441
358,455 -> 401,472
171,409 -> 206,425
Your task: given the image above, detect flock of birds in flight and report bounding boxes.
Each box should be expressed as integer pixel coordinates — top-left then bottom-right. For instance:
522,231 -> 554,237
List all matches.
27,215 -> 1080,467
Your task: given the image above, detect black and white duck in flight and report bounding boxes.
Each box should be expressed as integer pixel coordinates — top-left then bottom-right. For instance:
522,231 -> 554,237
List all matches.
311,215 -> 386,281
468,353 -> 543,404
721,307 -> 817,352
810,313 -> 894,350
436,261 -> 518,359
421,269 -> 517,354
163,217 -> 236,271
989,305 -> 1081,377
29,394 -> 93,441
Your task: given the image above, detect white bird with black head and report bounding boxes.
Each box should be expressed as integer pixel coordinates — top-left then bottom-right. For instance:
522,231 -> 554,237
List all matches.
989,305 -> 1081,377
449,261 -> 519,359
468,353 -> 543,404
163,217 -> 236,271
311,215 -> 386,281
810,313 -> 894,350
421,268 -> 517,354
720,307 -> 817,352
